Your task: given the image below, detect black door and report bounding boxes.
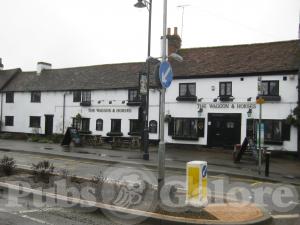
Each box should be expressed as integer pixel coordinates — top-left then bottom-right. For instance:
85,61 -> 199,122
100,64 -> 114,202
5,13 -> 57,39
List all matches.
45,115 -> 54,135
207,113 -> 241,148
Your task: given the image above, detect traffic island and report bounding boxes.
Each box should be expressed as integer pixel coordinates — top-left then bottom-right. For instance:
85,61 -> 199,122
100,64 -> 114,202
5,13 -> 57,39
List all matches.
0,171 -> 272,225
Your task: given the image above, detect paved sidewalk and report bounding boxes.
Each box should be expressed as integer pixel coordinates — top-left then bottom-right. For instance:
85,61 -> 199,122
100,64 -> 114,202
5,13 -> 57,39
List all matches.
0,139 -> 299,184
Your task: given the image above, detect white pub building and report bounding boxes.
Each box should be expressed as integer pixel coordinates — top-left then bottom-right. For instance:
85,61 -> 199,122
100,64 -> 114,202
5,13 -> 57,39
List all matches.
0,29 -> 299,155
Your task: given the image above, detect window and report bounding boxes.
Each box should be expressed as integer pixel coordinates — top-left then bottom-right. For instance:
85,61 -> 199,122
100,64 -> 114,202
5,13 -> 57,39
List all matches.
96,119 -> 103,131
6,92 -> 14,103
263,120 -> 282,143
128,89 -> 140,102
176,83 -> 197,101
149,120 -> 158,133
73,91 -> 81,102
174,118 -> 198,140
29,116 -> 41,128
82,91 -> 91,102
247,119 -> 290,145
261,81 -> 279,96
219,82 -> 232,97
111,119 -> 121,133
31,91 -> 41,102
127,89 -> 141,106
72,117 -> 90,132
179,83 -> 196,96
107,119 -> 123,136
81,118 -> 90,132
73,90 -> 91,105
5,116 -> 14,126
129,119 -> 140,135
72,118 -> 81,130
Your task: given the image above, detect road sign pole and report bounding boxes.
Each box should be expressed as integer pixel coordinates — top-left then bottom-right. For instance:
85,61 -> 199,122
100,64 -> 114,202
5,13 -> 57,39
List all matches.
158,0 -> 167,202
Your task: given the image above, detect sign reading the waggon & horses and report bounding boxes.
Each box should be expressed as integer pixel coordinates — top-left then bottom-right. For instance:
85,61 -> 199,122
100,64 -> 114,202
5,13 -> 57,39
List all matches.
88,108 -> 132,113
198,102 -> 256,109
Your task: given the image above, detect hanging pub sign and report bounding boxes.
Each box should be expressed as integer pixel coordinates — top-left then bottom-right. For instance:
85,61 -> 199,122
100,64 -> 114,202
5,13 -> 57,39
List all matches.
257,76 -> 262,95
139,72 -> 148,95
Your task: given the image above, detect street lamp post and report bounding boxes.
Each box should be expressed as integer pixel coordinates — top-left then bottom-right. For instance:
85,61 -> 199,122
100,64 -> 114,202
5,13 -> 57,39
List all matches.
134,0 -> 152,160
158,0 -> 168,200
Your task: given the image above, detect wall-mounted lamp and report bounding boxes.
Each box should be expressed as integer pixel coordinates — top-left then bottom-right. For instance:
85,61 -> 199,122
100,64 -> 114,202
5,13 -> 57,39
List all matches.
247,97 -> 252,102
198,98 -> 203,102
213,98 -> 218,102
198,108 -> 203,117
122,100 -> 126,104
247,108 -> 252,117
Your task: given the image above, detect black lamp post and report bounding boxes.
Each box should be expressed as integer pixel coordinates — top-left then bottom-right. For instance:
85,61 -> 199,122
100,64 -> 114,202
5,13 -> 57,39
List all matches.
134,0 -> 152,160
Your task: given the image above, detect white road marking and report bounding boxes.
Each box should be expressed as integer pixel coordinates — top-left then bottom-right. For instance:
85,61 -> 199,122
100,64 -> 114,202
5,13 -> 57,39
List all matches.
20,214 -> 55,225
272,214 -> 300,219
0,207 -> 55,225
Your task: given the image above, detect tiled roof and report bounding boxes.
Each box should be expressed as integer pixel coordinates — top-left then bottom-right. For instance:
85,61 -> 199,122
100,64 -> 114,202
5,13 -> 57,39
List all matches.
3,62 -> 160,92
172,40 -> 300,78
2,40 -> 300,92
0,68 -> 20,89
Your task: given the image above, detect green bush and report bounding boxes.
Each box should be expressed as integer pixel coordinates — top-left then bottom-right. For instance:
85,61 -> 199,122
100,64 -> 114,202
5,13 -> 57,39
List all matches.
0,155 -> 16,176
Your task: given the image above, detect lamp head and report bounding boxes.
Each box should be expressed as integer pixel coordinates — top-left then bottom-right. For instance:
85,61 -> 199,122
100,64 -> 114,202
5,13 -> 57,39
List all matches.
134,0 -> 146,8
247,108 -> 252,117
169,53 -> 183,62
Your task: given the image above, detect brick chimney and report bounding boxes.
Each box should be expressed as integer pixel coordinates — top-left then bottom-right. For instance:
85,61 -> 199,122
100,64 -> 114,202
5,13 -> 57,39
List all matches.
167,27 -> 182,56
0,58 -> 3,70
37,62 -> 51,75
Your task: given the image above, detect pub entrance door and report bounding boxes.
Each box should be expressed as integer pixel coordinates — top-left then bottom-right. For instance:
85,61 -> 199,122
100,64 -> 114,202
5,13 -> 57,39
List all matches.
207,113 -> 241,148
45,115 -> 54,135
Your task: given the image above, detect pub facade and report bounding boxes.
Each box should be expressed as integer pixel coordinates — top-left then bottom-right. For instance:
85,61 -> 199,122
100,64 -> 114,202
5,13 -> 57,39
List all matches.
0,30 -> 299,153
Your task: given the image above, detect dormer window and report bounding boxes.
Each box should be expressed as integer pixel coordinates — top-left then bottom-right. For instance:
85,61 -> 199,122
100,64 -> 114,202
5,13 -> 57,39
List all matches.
176,83 -> 197,101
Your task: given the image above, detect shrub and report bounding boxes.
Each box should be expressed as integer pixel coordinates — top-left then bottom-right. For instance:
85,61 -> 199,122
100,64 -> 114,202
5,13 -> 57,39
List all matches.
0,155 -> 16,176
49,134 -> 64,143
92,170 -> 107,185
31,160 -> 54,183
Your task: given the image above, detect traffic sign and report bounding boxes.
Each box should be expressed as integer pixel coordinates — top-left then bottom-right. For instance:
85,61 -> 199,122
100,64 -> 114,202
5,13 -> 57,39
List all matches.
159,61 -> 173,88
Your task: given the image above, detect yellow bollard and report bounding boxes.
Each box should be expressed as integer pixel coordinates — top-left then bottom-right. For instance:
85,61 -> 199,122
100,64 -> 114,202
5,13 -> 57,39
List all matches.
186,161 -> 208,207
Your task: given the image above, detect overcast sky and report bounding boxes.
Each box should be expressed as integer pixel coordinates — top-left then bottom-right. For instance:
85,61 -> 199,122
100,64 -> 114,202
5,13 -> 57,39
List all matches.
1,0 -> 299,71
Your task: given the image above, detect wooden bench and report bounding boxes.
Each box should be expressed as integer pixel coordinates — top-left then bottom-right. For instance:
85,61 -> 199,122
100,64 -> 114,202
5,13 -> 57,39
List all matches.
111,136 -> 141,149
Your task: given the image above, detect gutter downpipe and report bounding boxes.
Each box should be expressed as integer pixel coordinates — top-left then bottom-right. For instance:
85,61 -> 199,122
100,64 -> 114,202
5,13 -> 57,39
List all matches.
62,93 -> 66,134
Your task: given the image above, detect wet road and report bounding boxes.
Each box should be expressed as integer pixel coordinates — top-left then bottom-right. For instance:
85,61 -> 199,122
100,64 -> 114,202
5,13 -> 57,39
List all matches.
0,151 -> 299,225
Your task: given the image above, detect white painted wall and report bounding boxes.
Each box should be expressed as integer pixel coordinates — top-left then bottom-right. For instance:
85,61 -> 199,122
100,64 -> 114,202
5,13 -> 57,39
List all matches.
164,74 -> 298,152
0,73 -> 298,152
1,89 -> 160,140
